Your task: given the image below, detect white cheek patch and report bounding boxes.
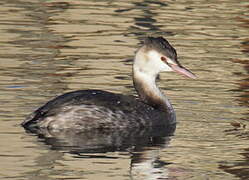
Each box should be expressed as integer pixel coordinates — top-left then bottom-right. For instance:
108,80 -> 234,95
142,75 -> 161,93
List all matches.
147,50 -> 173,72
147,50 -> 161,61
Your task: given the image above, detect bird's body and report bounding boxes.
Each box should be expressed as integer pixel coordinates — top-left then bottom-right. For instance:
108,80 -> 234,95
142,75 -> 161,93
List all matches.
22,90 -> 175,130
22,37 -> 196,131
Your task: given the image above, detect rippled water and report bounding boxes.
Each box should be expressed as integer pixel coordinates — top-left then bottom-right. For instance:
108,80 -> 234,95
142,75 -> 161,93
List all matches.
1,0 -> 249,179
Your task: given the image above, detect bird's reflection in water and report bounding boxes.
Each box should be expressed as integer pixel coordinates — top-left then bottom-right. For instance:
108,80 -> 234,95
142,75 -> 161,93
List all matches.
130,136 -> 173,179
25,123 -> 176,179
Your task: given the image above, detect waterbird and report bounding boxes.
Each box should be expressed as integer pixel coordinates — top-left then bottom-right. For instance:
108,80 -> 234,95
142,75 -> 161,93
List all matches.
22,37 -> 196,131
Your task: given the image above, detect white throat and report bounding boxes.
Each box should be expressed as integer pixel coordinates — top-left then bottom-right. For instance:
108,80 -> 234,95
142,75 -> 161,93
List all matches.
132,47 -> 174,112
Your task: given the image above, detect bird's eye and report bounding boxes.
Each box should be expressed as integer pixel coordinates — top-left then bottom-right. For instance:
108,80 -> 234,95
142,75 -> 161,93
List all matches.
161,56 -> 167,62
161,56 -> 170,66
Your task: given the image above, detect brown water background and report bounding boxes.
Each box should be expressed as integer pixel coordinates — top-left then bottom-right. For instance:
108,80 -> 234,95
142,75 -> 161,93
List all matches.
0,0 -> 249,179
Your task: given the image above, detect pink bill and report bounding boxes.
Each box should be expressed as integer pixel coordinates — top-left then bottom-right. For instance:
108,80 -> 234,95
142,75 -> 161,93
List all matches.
171,64 -> 197,79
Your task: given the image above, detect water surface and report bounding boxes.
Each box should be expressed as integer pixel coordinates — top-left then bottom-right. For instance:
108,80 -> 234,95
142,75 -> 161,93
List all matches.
0,0 -> 249,179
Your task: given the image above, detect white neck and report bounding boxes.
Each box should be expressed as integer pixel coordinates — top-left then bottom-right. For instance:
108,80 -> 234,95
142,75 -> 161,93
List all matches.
132,48 -> 173,112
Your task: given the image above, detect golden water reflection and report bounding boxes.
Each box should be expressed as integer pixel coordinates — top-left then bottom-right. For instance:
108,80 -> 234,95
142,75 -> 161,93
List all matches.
0,0 -> 249,179
220,4 -> 249,179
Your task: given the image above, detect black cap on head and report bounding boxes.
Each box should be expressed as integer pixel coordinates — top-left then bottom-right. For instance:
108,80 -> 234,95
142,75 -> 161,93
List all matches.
144,37 -> 177,62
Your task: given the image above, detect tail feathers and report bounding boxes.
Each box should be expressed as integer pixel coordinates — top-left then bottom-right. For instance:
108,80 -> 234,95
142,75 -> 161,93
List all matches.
21,110 -> 42,129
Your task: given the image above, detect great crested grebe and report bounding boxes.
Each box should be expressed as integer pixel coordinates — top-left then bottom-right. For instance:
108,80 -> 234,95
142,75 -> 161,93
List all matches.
22,37 -> 196,131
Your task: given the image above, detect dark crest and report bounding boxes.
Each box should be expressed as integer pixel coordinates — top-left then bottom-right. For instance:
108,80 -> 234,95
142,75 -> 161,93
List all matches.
144,37 -> 177,62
